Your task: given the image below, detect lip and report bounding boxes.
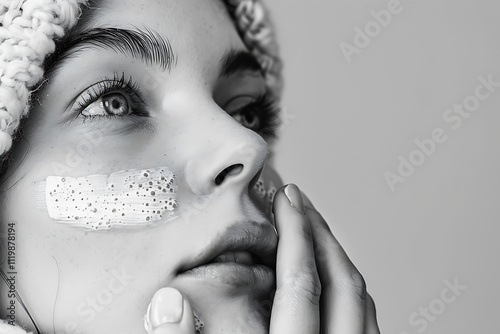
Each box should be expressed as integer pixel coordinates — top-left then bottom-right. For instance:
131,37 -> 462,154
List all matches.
180,262 -> 275,290
177,220 -> 278,289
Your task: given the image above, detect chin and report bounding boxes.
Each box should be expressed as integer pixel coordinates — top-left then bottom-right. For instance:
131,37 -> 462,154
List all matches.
178,285 -> 273,334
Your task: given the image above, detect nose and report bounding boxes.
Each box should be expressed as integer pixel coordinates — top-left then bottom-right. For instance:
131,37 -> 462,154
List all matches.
186,131 -> 269,195
183,105 -> 270,196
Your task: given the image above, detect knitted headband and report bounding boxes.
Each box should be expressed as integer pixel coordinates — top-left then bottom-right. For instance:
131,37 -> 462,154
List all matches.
0,0 -> 282,157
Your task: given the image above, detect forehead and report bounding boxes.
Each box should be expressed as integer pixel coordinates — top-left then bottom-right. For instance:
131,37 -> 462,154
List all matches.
75,0 -> 244,61
89,0 -> 229,27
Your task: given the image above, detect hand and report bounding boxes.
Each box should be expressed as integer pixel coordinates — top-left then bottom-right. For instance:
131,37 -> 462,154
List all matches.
144,184 -> 381,334
270,184 -> 380,333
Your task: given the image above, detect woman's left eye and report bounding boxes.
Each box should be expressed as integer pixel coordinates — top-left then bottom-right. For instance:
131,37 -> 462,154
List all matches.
82,93 -> 131,117
231,108 -> 260,130
224,94 -> 280,138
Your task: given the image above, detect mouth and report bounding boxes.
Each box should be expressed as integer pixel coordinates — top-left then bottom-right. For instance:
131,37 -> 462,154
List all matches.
177,220 -> 278,290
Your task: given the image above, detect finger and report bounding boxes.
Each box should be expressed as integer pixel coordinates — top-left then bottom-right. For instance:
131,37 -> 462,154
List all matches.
364,293 -> 381,334
145,287 -> 196,334
270,184 -> 321,334
305,205 -> 367,334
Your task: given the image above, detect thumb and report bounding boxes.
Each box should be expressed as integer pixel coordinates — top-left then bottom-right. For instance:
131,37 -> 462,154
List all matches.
144,287 -> 196,334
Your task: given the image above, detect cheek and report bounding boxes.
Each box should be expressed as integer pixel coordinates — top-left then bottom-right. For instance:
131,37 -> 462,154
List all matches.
36,167 -> 179,230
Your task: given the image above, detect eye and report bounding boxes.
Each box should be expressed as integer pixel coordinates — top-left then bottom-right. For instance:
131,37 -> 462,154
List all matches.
228,96 -> 262,130
232,109 -> 260,129
224,94 -> 280,138
82,93 -> 131,117
70,72 -> 148,121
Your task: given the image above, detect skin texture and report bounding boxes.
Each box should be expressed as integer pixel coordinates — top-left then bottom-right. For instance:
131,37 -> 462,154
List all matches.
0,0 -> 381,333
0,0 -> 282,332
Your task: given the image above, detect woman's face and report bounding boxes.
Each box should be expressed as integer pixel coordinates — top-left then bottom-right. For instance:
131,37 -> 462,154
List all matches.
0,0 -> 282,332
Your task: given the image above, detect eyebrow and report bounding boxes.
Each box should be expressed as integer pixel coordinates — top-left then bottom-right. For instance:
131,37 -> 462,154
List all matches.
219,49 -> 264,77
44,27 -> 176,76
44,28 -> 263,82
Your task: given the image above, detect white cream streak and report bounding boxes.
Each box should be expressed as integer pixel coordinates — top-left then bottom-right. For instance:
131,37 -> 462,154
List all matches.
36,168 -> 178,230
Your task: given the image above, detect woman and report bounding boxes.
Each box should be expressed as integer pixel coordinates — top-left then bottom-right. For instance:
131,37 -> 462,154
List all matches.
0,0 -> 380,333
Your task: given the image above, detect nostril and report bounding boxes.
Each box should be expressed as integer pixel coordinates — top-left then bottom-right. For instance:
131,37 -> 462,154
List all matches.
215,164 -> 244,186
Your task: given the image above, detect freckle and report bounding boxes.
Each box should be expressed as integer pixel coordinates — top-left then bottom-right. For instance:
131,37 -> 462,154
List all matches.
151,191 -> 155,196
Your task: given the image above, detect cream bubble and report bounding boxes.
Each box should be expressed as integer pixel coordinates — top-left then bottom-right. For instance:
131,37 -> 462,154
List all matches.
252,175 -> 276,213
37,167 -> 178,230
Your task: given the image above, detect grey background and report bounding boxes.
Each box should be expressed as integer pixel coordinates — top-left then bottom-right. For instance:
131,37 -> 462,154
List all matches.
268,0 -> 499,333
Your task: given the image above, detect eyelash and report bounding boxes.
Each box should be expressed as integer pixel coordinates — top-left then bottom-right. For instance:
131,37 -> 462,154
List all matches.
72,73 -> 280,138
73,72 -> 148,120
232,93 -> 281,139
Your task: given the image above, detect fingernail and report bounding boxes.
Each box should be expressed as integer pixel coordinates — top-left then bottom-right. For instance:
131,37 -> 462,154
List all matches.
150,288 -> 184,329
284,184 -> 305,214
144,302 -> 152,332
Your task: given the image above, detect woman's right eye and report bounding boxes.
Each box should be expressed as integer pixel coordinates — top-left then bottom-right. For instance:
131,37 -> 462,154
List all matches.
81,93 -> 132,117
71,73 -> 148,120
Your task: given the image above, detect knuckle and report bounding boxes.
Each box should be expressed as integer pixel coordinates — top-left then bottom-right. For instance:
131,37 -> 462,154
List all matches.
336,267 -> 367,301
366,293 -> 377,314
277,270 -> 322,306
